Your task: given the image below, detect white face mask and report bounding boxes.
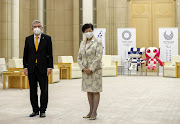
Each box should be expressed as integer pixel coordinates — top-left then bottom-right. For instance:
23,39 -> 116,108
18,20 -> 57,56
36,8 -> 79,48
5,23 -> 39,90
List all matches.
33,27 -> 42,35
84,32 -> 94,39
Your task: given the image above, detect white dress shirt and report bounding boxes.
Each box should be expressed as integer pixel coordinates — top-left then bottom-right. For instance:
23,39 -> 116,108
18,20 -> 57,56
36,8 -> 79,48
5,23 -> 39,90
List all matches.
34,33 -> 42,44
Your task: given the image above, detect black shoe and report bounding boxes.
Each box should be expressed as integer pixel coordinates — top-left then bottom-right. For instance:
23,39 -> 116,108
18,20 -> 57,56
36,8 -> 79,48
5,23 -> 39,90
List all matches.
29,112 -> 39,117
40,113 -> 46,118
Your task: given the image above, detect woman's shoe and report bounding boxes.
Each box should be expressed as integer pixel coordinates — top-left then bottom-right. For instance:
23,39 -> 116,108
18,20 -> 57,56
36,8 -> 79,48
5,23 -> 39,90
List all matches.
89,114 -> 97,120
83,115 -> 91,118
89,116 -> 96,120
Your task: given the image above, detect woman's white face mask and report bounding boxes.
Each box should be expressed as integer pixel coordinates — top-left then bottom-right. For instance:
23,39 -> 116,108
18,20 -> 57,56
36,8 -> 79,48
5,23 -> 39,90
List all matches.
84,32 -> 94,39
33,27 -> 42,35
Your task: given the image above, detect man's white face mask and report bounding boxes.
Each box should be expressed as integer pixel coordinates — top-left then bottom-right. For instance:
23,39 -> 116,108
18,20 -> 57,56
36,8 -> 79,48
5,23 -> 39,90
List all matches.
84,32 -> 94,39
33,27 -> 42,35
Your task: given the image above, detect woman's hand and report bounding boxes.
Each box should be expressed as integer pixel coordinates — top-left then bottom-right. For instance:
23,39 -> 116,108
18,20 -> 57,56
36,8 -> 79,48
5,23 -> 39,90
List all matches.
83,68 -> 92,75
83,68 -> 87,72
86,69 -> 92,75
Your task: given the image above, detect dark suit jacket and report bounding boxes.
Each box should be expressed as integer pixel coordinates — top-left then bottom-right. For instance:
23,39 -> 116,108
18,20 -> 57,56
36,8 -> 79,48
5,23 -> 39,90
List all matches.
23,33 -> 53,74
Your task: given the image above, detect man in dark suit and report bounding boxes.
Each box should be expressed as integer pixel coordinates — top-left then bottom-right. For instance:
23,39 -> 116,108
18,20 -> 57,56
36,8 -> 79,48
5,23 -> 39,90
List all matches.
23,20 -> 53,118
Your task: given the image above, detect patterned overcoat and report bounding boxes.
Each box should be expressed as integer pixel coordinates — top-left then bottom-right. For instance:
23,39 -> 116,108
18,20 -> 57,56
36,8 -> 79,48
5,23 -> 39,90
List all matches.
77,36 -> 103,92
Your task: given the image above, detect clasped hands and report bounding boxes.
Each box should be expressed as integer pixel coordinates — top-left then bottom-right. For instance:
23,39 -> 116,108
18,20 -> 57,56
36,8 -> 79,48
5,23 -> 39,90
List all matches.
83,68 -> 92,75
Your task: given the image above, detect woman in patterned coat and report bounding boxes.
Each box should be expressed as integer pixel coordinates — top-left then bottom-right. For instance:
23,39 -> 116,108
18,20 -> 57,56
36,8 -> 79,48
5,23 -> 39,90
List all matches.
77,23 -> 103,120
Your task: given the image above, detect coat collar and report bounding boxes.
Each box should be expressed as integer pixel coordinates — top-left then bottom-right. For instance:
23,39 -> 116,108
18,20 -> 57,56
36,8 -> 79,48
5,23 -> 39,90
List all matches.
34,33 -> 42,40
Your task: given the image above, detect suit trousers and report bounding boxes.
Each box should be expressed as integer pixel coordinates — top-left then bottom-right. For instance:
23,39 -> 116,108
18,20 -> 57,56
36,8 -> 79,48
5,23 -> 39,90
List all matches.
28,64 -> 48,113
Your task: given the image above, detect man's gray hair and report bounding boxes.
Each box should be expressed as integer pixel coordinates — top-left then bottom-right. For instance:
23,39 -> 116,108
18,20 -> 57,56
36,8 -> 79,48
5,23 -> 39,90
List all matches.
32,20 -> 42,28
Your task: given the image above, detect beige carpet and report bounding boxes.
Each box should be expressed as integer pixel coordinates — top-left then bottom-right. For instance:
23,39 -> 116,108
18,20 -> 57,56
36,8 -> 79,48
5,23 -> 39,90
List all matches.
0,75 -> 180,124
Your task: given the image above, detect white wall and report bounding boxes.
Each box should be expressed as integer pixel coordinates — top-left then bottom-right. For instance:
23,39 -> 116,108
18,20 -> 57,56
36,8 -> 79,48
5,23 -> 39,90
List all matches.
12,0 -> 19,58
38,0 -> 44,27
82,0 -> 93,24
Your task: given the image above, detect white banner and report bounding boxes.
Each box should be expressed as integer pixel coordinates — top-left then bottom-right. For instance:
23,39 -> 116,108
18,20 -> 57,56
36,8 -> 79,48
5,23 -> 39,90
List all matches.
159,28 -> 178,75
117,28 -> 136,74
94,28 -> 106,55
159,28 -> 178,62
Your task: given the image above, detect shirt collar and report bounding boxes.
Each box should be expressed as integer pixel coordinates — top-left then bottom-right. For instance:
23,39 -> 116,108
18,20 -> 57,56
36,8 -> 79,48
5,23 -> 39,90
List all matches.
34,33 -> 42,39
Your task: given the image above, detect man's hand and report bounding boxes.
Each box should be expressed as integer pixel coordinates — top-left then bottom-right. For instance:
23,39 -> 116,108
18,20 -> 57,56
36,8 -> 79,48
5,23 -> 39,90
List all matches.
47,69 -> 52,76
24,69 -> 28,76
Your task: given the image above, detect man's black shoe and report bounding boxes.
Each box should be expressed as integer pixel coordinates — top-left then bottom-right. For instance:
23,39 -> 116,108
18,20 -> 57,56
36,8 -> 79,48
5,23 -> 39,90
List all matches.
40,113 -> 46,118
29,112 -> 39,117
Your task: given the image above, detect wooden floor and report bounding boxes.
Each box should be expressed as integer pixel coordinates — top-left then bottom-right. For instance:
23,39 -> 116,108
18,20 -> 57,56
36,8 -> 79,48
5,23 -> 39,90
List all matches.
0,75 -> 180,124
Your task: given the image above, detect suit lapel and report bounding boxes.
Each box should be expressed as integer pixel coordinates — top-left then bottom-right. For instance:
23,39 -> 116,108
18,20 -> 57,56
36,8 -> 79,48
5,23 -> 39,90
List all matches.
86,36 -> 95,50
37,33 -> 44,52
30,34 -> 36,52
